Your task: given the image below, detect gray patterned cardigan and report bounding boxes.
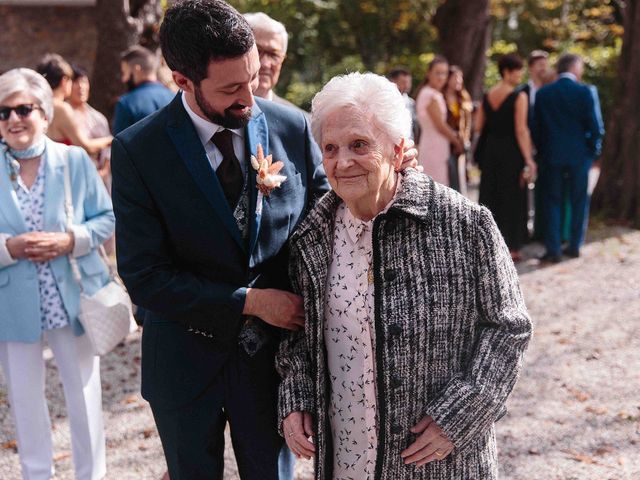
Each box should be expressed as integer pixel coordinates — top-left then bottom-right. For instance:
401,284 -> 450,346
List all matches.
276,169 -> 532,480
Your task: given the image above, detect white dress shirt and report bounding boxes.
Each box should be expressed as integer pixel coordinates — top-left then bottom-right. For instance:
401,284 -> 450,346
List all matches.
181,93 -> 246,174
527,79 -> 538,107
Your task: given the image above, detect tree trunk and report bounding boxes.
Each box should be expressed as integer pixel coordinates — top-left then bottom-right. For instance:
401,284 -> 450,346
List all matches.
91,0 -> 142,120
592,0 -> 640,227
433,0 -> 491,100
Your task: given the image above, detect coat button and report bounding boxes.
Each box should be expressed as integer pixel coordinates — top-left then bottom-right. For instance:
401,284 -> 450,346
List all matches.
390,375 -> 402,389
388,323 -> 401,336
391,424 -> 403,435
384,269 -> 396,281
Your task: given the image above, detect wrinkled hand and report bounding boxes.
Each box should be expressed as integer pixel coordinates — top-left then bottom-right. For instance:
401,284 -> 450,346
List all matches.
399,139 -> 422,172
243,288 -> 305,331
6,231 -> 74,262
283,411 -> 315,459
400,416 -> 454,466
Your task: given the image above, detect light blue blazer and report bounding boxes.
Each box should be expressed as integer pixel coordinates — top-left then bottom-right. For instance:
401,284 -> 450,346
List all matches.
0,139 -> 115,342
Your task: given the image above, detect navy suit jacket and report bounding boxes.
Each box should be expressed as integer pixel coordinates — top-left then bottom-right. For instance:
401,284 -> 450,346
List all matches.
532,77 -> 602,167
112,81 -> 175,135
111,94 -> 329,407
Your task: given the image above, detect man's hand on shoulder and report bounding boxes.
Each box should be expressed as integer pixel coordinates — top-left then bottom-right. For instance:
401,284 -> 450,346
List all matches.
243,288 -> 305,331
399,138 -> 421,172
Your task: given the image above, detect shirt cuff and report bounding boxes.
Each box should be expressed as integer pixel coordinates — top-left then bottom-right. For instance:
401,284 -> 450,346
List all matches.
68,225 -> 92,257
0,234 -> 18,267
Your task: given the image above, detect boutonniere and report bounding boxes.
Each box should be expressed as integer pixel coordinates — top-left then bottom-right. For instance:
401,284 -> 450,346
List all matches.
251,144 -> 287,196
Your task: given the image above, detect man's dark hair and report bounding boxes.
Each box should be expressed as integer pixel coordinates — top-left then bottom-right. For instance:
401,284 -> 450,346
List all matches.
71,64 -> 89,80
35,53 -> 73,90
528,49 -> 549,67
387,66 -> 411,81
159,0 -> 255,84
121,46 -> 158,74
556,53 -> 581,74
498,53 -> 524,77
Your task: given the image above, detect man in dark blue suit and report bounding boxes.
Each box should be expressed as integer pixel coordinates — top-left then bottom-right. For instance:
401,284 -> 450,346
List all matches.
112,46 -> 175,135
110,1 -> 329,478
533,53 -> 603,262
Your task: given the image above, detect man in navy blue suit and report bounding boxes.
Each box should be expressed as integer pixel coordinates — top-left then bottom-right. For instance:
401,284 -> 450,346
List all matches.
110,1 -> 329,478
112,46 -> 175,135
533,53 -> 603,262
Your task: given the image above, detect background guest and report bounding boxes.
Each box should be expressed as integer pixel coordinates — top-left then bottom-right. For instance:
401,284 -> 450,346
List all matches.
388,66 -> 419,142
69,65 -> 111,184
244,12 -> 308,116
0,68 -> 114,480
278,71 -> 532,480
416,55 -> 463,186
36,53 -> 112,156
112,46 -> 174,135
475,54 -> 536,262
443,65 -> 473,195
533,53 -> 603,262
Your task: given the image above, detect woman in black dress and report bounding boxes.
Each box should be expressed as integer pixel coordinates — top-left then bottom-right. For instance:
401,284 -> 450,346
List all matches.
475,54 -> 537,261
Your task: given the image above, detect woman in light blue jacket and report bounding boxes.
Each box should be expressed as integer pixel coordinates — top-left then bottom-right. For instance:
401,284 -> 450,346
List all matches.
0,68 -> 114,480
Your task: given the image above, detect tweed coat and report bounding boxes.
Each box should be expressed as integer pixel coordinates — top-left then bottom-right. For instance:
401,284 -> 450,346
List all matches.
276,169 -> 532,480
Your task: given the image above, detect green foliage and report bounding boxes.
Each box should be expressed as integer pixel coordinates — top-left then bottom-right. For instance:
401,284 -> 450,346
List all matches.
228,0 -> 623,121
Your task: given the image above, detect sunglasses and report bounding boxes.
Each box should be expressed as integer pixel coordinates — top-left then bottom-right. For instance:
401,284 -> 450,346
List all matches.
0,104 -> 42,121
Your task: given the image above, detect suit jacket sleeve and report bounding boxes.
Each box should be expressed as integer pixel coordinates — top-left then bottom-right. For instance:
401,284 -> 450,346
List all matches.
586,86 -> 605,158
303,114 -> 330,212
424,208 -> 532,451
111,137 -> 246,339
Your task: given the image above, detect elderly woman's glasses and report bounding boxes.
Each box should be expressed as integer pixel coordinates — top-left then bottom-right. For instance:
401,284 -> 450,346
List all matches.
0,104 -> 42,121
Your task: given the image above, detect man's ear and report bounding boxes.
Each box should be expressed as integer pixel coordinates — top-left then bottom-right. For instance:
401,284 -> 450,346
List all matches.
393,137 -> 406,171
172,71 -> 194,94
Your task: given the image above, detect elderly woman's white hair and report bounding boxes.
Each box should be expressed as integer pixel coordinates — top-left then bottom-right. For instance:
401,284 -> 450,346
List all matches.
0,68 -> 54,123
244,12 -> 289,53
311,72 -> 412,148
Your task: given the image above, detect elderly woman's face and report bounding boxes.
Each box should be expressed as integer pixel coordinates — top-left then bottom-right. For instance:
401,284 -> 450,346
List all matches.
321,108 -> 401,207
0,91 -> 48,150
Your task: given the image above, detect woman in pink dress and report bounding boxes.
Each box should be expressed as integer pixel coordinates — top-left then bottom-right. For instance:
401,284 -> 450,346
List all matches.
415,56 -> 463,186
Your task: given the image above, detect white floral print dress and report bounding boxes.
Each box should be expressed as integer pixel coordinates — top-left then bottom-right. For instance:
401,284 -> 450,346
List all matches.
324,182 -> 399,480
14,156 -> 70,330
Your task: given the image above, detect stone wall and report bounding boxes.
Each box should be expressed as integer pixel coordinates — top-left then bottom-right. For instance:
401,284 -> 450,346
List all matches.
0,6 -> 97,75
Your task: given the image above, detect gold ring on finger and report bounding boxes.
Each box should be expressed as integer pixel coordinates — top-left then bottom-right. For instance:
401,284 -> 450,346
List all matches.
288,432 -> 294,437
435,450 -> 444,456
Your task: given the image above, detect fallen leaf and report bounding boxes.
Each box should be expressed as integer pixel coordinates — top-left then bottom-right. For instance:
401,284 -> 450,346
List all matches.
1,440 -> 17,452
585,405 -> 608,415
528,448 -> 540,455
123,395 -> 138,405
53,451 -> 72,462
142,428 -> 155,439
594,446 -> 615,456
561,449 -> 601,465
566,387 -> 590,402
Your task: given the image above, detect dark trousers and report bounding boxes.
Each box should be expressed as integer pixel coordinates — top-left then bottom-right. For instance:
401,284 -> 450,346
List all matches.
541,162 -> 591,255
150,343 -> 294,480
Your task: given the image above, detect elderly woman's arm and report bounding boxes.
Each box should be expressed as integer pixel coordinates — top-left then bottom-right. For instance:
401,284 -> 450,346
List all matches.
423,208 -> 532,452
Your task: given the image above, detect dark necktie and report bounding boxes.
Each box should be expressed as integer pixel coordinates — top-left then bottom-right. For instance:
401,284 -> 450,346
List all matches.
211,129 -> 243,209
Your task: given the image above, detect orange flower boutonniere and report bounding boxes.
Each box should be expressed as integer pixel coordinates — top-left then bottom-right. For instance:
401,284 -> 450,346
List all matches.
251,144 -> 287,196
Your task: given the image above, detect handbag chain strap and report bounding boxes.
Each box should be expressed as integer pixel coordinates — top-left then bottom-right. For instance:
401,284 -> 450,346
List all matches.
63,153 -> 120,293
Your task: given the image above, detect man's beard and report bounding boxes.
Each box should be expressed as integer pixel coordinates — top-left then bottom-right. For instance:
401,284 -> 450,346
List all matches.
194,84 -> 252,129
125,76 -> 137,92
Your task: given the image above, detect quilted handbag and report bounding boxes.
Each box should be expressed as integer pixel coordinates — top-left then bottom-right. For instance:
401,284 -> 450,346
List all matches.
63,156 -> 133,355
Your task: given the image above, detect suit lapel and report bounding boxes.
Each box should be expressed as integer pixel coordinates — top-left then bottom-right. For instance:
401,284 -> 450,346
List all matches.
245,103 -> 269,258
165,94 -> 243,249
0,153 -> 26,234
42,140 -> 65,232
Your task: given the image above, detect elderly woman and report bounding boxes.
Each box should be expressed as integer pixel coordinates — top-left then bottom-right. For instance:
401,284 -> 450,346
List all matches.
276,72 -> 532,480
0,68 -> 114,480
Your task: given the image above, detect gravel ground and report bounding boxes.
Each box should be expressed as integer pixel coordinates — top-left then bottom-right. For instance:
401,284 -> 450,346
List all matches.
1,227 -> 639,479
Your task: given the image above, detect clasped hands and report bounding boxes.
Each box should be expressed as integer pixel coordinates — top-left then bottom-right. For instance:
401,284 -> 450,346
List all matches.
283,412 -> 454,465
6,231 -> 75,263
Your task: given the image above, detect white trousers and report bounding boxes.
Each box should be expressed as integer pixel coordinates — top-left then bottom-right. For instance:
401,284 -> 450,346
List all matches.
0,326 -> 106,480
